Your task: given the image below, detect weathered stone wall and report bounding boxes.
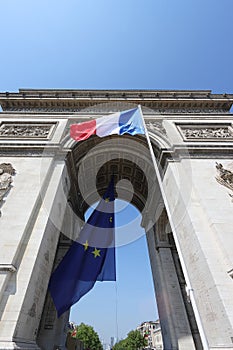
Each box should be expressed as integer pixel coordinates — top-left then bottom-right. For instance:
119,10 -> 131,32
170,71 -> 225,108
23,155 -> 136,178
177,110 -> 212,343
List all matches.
163,158 -> 233,348
0,157 -> 77,349
0,90 -> 233,349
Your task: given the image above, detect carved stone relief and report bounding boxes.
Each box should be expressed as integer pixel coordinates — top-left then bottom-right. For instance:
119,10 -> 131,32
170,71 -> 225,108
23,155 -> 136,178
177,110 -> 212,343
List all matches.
178,124 -> 233,140
0,163 -> 15,216
0,123 -> 57,139
215,162 -> 233,200
146,121 -> 167,136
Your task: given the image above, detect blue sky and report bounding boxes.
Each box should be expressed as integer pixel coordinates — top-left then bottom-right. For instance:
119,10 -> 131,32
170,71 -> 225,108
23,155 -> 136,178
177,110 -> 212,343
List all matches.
0,0 -> 233,93
1,0 -> 233,345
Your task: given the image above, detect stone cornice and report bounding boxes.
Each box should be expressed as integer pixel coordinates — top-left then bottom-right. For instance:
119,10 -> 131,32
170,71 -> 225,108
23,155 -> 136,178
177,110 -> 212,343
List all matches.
0,89 -> 232,113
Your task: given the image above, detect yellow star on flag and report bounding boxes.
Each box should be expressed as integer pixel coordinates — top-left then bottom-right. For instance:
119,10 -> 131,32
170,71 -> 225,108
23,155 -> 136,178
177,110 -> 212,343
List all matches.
109,216 -> 113,223
105,197 -> 110,202
83,240 -> 89,251
92,248 -> 101,258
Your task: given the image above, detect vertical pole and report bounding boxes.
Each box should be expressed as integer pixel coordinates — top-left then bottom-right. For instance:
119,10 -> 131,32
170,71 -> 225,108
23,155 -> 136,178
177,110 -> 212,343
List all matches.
138,105 -> 209,350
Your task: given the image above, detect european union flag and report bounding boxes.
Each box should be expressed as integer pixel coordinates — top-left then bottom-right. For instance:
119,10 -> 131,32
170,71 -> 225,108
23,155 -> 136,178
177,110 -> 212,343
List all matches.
49,178 -> 116,317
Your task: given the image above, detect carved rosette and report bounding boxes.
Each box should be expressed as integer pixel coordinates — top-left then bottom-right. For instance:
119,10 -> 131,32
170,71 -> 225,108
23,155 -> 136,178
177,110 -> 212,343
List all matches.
215,162 -> 233,200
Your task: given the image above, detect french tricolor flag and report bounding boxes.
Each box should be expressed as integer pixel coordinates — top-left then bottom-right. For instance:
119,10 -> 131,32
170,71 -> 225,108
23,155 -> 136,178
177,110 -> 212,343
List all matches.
70,107 -> 145,141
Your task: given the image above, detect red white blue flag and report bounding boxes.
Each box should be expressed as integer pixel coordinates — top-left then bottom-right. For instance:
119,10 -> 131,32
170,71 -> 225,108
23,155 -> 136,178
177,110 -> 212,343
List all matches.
70,107 -> 144,141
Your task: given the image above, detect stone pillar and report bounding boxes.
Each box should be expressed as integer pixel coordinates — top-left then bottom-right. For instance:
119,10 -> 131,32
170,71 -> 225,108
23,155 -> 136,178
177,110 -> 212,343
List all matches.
0,157 -> 73,349
146,210 -> 197,350
163,159 -> 233,349
36,233 -> 74,349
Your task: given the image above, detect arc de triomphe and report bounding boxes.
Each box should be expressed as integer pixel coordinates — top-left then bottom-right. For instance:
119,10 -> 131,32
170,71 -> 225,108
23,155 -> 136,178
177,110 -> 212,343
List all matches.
0,89 -> 233,350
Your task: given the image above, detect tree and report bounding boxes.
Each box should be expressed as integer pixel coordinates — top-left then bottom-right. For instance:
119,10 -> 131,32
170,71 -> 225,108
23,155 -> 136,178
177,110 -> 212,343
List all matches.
71,322 -> 103,350
112,338 -> 128,350
113,330 -> 147,350
125,329 -> 147,349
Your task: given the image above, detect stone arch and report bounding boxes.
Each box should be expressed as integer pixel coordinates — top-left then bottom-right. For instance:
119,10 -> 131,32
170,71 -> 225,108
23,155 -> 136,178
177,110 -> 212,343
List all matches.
61,110 -> 171,218
37,124 -> 202,349
1,90 -> 233,350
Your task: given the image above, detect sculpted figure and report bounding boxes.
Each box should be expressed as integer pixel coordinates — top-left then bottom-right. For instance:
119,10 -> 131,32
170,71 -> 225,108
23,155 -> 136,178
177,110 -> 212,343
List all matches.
216,162 -> 233,201
216,162 -> 233,184
0,163 -> 15,202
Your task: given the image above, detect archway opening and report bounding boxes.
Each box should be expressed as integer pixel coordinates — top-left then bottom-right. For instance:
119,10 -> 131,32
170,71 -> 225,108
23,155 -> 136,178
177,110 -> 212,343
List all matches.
64,133 -> 165,348
69,199 -> 158,347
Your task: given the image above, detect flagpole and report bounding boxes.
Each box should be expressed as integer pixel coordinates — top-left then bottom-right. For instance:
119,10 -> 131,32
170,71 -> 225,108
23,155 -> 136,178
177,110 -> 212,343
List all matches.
137,105 -> 209,350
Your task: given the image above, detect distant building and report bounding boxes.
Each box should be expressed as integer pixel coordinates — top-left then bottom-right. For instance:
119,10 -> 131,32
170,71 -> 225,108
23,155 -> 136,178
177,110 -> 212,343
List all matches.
137,320 -> 163,350
110,336 -> 114,347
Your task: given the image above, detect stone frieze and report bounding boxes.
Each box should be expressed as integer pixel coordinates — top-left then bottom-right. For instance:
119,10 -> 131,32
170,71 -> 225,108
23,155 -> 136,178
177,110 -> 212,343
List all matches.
0,123 -> 56,139
178,124 -> 233,140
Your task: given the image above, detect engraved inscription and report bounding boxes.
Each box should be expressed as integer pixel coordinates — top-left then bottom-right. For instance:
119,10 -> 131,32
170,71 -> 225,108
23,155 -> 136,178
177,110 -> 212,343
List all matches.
44,295 -> 56,330
0,123 -> 56,139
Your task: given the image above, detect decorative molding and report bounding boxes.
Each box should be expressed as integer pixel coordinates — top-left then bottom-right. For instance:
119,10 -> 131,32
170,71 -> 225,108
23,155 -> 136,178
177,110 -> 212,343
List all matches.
1,89 -> 232,113
0,122 -> 57,139
2,107 -> 230,114
0,264 -> 17,272
178,124 -> 233,141
215,162 -> 233,200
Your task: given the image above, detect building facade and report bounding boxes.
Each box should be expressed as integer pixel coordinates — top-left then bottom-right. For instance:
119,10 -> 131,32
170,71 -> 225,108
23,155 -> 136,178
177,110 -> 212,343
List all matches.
137,320 -> 163,349
0,89 -> 233,349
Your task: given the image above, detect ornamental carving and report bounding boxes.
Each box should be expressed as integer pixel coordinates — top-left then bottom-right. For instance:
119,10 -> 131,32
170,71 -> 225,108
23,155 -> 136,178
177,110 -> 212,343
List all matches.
215,162 -> 233,200
180,125 -> 233,140
146,121 -> 167,136
0,123 -> 56,139
0,163 -> 15,216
